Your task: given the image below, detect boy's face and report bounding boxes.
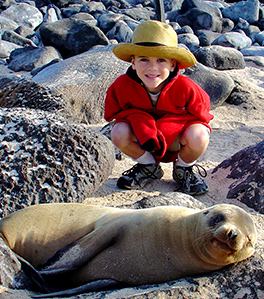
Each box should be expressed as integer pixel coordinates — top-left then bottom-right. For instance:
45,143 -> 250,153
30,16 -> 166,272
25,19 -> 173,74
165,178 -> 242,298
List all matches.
131,56 -> 177,93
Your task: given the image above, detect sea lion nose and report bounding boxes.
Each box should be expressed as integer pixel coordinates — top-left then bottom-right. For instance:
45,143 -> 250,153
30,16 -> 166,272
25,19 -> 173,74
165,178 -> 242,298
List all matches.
228,229 -> 238,241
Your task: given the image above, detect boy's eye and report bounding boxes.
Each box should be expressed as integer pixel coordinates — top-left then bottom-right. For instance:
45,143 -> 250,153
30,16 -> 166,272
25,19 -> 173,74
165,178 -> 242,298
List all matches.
140,58 -> 148,62
157,58 -> 166,62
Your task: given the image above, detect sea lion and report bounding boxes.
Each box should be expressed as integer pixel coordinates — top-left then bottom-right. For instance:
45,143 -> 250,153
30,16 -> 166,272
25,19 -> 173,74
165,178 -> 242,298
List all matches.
0,203 -> 256,296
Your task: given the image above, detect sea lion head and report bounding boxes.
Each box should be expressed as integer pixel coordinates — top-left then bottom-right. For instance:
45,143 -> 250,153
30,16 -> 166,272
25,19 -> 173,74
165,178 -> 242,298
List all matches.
193,204 -> 257,267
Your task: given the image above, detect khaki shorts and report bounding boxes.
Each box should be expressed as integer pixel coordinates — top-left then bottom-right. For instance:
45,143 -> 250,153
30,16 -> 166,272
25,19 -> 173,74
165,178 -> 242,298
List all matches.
168,125 -> 210,152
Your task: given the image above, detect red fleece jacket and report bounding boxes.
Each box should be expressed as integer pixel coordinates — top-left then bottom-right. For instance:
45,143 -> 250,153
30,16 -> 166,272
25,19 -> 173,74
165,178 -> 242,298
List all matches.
104,68 -> 214,162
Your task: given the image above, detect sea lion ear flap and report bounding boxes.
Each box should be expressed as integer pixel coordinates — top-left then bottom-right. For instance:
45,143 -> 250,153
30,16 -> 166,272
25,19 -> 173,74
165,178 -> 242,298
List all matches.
38,219 -> 124,276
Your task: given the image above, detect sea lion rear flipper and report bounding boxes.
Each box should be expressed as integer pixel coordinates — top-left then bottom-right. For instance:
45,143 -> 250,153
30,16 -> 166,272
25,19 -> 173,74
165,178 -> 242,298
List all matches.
38,218 -> 124,276
31,279 -> 125,298
16,254 -> 50,293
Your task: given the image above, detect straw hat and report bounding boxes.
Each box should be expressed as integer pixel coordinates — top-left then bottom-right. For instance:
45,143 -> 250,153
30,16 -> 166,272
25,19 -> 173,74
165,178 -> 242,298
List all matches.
113,20 -> 197,69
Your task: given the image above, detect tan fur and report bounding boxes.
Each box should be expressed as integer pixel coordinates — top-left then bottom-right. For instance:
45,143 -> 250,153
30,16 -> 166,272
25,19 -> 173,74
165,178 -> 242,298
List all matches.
0,203 -> 256,288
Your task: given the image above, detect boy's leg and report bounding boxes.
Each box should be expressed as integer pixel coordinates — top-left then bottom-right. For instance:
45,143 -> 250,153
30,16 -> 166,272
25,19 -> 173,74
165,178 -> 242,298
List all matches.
171,124 -> 210,195
111,122 -> 164,189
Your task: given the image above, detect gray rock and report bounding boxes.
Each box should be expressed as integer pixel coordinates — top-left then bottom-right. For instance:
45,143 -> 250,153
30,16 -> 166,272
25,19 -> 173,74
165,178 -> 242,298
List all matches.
177,33 -> 200,52
241,46 -> 264,57
8,46 -> 62,72
14,25 -> 34,37
181,0 -> 222,19
33,45 -> 130,124
244,55 -> 264,66
0,15 -> 20,32
222,0 -> 259,24
0,3 -> 43,30
80,1 -> 106,14
176,25 -> 194,35
119,6 -> 155,21
106,19 -> 133,42
176,8 -> 223,32
0,40 -> 22,60
0,238 -> 27,289
254,31 -> 264,46
195,30 -> 222,46
71,12 -> 98,27
0,108 -> 115,217
1,30 -> 37,47
39,18 -> 109,59
184,62 -> 235,108
194,45 -> 246,70
43,3 -> 62,23
212,140 -> 264,214
97,12 -> 125,33
0,75 -> 67,112
212,32 -> 252,50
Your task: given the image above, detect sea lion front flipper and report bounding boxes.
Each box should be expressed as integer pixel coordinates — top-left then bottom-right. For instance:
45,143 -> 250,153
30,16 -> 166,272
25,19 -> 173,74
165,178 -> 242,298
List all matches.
31,279 -> 125,298
38,218 -> 124,276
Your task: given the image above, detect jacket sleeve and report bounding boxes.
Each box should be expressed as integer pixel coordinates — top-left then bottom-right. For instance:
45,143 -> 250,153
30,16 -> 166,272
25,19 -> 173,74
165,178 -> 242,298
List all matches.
185,79 -> 214,123
104,81 -> 122,122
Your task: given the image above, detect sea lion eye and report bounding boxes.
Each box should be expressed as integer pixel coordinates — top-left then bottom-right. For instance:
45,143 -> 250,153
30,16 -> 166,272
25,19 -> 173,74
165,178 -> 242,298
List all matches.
209,213 -> 225,227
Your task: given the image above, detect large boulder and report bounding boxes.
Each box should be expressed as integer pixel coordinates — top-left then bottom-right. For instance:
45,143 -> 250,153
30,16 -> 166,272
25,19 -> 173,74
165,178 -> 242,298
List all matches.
7,47 -> 62,72
0,75 -> 66,112
0,3 -> 43,30
0,108 -> 115,217
194,45 -> 246,70
39,18 -> 109,58
33,45 -> 130,124
211,140 -> 264,214
184,62 -> 235,108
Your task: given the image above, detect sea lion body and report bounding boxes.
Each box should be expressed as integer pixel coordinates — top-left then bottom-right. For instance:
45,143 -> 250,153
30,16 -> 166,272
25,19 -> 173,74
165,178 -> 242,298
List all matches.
0,203 -> 256,289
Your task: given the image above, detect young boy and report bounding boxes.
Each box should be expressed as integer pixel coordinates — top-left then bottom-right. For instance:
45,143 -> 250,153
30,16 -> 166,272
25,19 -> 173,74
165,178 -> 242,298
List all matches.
104,20 -> 214,195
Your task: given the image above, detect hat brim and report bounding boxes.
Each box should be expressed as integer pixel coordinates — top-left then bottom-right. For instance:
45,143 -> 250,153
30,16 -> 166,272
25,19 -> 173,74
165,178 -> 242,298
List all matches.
113,43 -> 197,69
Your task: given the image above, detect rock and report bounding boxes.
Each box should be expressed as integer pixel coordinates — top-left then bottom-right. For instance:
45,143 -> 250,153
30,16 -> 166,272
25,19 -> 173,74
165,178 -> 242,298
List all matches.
184,62 -> 235,108
0,108 -> 115,217
0,3 -> 43,30
0,40 -> 22,60
195,30 -> 221,46
39,18 -> 109,58
80,1 -> 106,14
222,0 -> 259,24
244,55 -> 264,66
176,8 -> 223,32
0,75 -> 66,112
1,30 -> 37,47
181,0 -> 222,19
119,6 -> 155,21
14,25 -> 34,37
0,238 -> 27,289
33,45 -> 130,124
177,33 -> 200,52
0,15 -> 20,32
241,46 -> 264,57
225,80 -> 252,105
43,3 -> 63,23
106,19 -> 133,42
194,45 -> 246,70
212,32 -> 252,50
212,140 -> 264,214
7,46 -> 63,72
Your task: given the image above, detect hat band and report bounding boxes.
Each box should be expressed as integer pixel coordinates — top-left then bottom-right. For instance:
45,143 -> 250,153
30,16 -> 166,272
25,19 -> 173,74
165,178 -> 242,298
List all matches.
134,42 -> 166,47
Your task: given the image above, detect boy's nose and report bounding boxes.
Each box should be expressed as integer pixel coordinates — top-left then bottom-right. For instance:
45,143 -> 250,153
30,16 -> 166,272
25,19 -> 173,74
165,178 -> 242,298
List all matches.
148,62 -> 157,70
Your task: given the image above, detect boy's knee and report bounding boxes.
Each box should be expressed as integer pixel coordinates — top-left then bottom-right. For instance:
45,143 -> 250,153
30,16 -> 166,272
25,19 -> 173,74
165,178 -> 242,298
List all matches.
111,122 -> 133,147
182,125 -> 210,148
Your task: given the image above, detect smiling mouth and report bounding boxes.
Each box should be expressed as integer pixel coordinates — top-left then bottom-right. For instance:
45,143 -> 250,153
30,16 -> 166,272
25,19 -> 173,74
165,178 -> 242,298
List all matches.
146,74 -> 159,78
